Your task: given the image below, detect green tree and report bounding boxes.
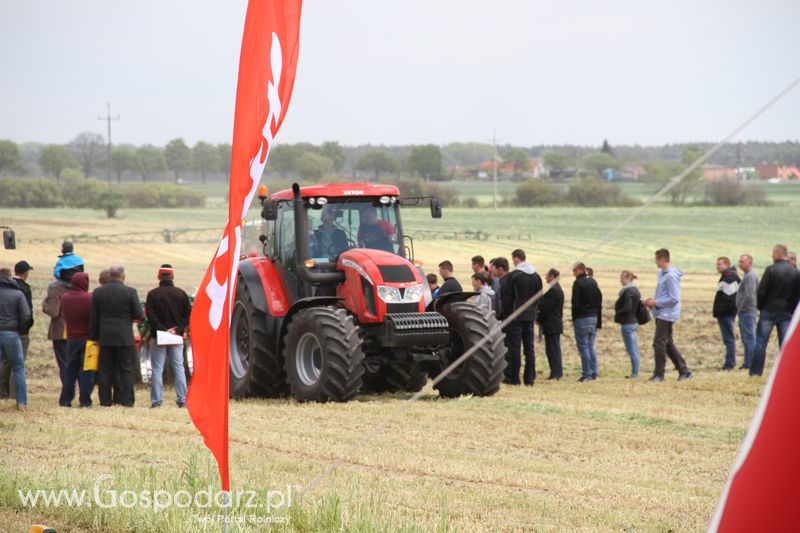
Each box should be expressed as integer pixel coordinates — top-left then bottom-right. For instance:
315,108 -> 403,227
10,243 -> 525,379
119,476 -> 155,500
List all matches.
296,152 -> 333,182
135,145 -> 167,183
0,140 -> 21,175
112,146 -> 137,183
408,144 -> 443,180
192,141 -> 221,184
503,148 -> 531,179
601,139 -> 614,157
356,151 -> 400,181
542,150 -> 568,178
320,141 -> 346,172
217,143 -> 232,176
69,132 -> 105,179
164,138 -> 192,182
268,144 -> 302,177
670,147 -> 704,205
516,179 -> 560,206
39,144 -> 78,182
96,186 -> 126,218
582,152 -> 619,177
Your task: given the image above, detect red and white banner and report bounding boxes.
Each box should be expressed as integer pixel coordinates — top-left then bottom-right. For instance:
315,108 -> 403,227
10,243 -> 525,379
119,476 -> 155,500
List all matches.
710,305 -> 800,531
186,0 -> 303,491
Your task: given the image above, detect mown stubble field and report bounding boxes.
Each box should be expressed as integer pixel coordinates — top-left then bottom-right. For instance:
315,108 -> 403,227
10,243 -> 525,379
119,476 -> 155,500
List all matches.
0,200 -> 797,531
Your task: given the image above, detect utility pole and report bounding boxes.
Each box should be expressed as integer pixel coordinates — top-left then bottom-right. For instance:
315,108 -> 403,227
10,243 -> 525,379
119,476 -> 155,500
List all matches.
492,128 -> 498,210
98,102 -> 120,185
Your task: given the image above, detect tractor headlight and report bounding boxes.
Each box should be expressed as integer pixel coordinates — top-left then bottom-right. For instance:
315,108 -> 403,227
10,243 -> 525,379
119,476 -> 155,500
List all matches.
377,285 -> 402,303
402,284 -> 424,302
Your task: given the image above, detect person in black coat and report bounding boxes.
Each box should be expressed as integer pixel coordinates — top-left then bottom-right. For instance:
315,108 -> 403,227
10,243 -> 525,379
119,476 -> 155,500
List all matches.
572,262 -> 603,381
750,244 -> 800,376
437,260 -> 463,295
90,266 -> 144,407
712,257 -> 741,370
499,249 -> 543,385
537,268 -> 563,380
614,270 -> 642,378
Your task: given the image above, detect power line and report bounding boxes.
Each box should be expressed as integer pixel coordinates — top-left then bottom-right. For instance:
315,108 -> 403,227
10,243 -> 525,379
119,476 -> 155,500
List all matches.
98,102 -> 120,185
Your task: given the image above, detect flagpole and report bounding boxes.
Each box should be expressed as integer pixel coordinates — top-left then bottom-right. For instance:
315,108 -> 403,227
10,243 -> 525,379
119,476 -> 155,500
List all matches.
223,490 -> 230,533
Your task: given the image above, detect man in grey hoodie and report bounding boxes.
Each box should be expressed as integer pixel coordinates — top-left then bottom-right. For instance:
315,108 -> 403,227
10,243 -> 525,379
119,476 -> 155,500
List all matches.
643,249 -> 693,382
736,254 -> 758,370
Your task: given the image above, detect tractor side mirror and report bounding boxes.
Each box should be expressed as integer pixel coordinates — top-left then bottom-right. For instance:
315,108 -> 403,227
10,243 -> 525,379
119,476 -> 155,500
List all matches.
262,199 -> 279,221
2,230 -> 15,250
430,197 -> 442,219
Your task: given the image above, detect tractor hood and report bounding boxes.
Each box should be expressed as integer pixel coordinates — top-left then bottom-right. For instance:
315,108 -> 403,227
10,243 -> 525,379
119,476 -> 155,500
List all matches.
337,249 -> 426,323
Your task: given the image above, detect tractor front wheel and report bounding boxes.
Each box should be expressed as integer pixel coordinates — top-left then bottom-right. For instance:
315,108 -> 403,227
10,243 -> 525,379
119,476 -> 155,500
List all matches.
431,302 -> 506,398
283,307 -> 365,402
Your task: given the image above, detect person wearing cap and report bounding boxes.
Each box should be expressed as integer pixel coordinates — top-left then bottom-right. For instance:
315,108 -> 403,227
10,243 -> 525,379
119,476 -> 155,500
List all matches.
145,264 -> 191,408
44,251 -> 80,386
0,261 -> 33,399
60,272 -> 95,407
0,267 -> 31,409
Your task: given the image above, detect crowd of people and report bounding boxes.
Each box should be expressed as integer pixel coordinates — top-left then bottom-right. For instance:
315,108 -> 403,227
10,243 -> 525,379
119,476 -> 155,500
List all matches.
427,244 -> 800,386
1,240 -> 799,409
0,241 -> 191,410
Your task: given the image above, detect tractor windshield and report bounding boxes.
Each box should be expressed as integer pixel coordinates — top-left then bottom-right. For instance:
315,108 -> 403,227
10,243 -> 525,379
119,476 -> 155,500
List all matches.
306,200 -> 400,262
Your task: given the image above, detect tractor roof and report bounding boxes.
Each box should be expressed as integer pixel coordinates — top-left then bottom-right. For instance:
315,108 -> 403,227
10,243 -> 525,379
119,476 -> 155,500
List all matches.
269,182 -> 401,201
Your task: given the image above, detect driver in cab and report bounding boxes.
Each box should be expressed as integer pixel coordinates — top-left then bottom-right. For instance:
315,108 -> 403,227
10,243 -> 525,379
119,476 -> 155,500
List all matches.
312,205 -> 349,259
357,206 -> 395,252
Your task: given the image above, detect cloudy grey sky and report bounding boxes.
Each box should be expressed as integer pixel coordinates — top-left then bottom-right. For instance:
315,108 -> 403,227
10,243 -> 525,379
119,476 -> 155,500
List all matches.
1,0 -> 798,147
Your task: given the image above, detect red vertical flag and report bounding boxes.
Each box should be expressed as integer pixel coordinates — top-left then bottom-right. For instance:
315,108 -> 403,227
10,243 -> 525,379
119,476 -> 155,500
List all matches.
186,0 -> 303,492
710,306 -> 800,531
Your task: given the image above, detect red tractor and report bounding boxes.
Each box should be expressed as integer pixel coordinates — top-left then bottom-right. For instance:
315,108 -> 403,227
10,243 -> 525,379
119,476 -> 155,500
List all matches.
230,183 -> 506,402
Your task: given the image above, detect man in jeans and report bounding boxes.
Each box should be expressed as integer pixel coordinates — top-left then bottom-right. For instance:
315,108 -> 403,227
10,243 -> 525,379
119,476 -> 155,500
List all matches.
749,244 -> 800,377
60,272 -> 95,407
736,254 -> 759,370
0,261 -> 33,399
644,249 -> 692,382
713,257 -> 740,370
498,250 -> 542,386
571,262 -> 602,382
0,268 -> 31,410
145,264 -> 191,408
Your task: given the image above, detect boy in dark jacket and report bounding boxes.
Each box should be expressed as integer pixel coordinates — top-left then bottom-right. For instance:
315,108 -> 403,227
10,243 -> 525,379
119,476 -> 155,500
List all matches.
572,262 -> 603,381
750,244 -> 800,376
437,261 -> 463,296
537,268 -> 563,380
0,261 -> 33,399
614,270 -> 642,378
713,257 -> 741,370
60,272 -> 95,407
0,268 -> 31,409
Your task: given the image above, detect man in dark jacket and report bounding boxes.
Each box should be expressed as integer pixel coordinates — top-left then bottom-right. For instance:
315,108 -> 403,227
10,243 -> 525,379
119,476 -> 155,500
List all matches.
750,244 -> 800,376
572,262 -> 603,382
437,261 -> 463,295
489,257 -> 509,314
0,268 -> 31,409
537,268 -> 563,380
499,249 -> 543,385
60,272 -> 95,407
145,264 -> 192,408
713,257 -> 741,370
90,266 -> 144,407
0,261 -> 33,399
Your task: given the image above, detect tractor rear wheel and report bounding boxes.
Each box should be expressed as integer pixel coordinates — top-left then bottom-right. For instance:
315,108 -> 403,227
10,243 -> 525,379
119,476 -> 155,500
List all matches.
283,307 -> 365,402
431,302 -> 506,398
229,277 -> 288,398
362,360 -> 428,394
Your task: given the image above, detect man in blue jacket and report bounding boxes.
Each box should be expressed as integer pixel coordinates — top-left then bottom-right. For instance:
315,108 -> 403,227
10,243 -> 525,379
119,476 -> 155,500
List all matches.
643,249 -> 693,382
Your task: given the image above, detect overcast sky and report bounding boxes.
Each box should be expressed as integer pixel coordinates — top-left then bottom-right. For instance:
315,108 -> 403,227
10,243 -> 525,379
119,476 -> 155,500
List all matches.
1,0 -> 798,148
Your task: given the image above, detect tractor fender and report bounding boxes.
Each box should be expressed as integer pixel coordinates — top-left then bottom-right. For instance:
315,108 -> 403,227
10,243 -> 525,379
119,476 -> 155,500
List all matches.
428,291 -> 478,313
278,297 -> 344,352
238,258 -> 290,317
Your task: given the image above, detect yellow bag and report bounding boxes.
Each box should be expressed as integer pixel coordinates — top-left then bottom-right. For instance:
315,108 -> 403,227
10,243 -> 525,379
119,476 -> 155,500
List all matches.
83,341 -> 99,371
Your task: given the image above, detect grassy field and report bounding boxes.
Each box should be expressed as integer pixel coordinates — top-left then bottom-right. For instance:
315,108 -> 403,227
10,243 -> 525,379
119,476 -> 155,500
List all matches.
0,201 -> 798,532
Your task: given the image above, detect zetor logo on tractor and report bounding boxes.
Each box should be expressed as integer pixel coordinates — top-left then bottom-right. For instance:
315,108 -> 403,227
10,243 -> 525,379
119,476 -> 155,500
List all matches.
230,182 -> 507,403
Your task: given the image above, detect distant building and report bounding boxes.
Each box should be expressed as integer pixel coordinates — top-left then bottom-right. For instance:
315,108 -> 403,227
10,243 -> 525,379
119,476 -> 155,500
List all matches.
702,165 -> 737,181
754,164 -> 800,181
